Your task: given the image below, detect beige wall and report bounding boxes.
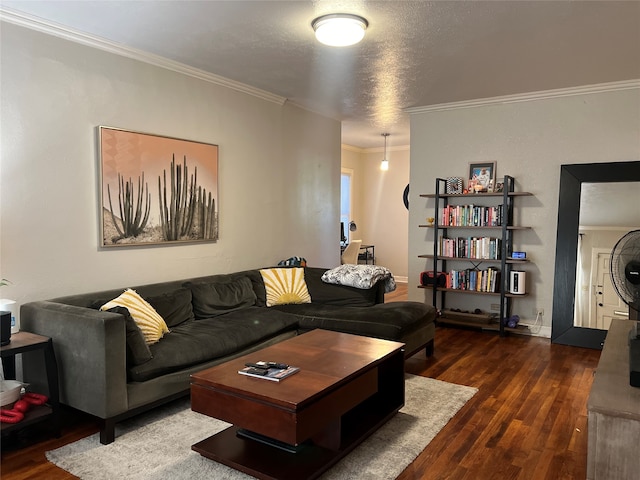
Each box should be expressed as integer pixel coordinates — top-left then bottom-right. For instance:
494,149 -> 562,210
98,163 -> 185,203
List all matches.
409,86 -> 640,337
0,23 -> 341,328
341,145 -> 410,281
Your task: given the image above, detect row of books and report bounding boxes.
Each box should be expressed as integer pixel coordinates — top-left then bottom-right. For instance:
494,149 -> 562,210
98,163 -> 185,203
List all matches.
438,236 -> 502,260
440,204 -> 504,227
443,268 -> 502,293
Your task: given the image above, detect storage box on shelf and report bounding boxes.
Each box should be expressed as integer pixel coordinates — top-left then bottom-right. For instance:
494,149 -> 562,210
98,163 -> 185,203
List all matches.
418,175 -> 533,335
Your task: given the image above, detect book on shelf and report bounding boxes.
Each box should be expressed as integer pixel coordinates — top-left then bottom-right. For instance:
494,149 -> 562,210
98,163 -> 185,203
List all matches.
238,365 -> 300,382
440,204 -> 504,227
444,267 -> 501,293
438,236 -> 502,259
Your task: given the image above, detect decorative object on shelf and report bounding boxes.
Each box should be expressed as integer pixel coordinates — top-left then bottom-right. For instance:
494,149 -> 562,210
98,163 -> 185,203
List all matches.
312,13 -> 368,47
420,271 -> 446,287
380,133 -> 390,171
509,271 -> 526,294
493,177 -> 505,193
426,217 -> 435,226
99,126 -> 219,247
468,162 -> 496,192
445,177 -> 463,194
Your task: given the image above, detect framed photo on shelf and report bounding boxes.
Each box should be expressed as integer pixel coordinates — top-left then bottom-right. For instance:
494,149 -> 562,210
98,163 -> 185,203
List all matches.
445,177 -> 463,194
493,177 -> 505,193
468,162 -> 496,192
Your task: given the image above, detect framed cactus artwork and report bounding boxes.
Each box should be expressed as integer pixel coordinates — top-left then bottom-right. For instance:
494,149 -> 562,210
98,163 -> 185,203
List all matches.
98,126 -> 219,247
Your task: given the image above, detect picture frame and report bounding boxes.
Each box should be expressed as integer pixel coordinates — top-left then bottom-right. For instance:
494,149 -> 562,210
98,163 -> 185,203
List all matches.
493,177 -> 505,193
445,177 -> 463,194
468,162 -> 496,192
99,126 -> 219,247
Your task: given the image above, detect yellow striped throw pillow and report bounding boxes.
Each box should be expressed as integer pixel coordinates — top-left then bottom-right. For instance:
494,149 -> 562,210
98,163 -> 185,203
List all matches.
101,289 -> 169,344
260,268 -> 311,307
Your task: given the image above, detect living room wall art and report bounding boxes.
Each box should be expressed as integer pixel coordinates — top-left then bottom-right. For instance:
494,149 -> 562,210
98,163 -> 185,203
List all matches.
98,126 -> 219,247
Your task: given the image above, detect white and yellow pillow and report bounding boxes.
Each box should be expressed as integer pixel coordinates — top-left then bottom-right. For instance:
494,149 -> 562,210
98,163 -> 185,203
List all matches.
260,268 -> 311,307
101,289 -> 169,344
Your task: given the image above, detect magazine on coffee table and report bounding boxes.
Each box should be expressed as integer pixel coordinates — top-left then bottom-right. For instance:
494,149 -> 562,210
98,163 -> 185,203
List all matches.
238,365 -> 300,382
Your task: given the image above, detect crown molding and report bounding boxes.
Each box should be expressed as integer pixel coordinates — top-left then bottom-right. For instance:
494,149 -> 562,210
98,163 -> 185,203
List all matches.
341,144 -> 364,153
341,144 -> 410,154
405,80 -> 640,114
364,144 -> 410,154
0,7 -> 287,106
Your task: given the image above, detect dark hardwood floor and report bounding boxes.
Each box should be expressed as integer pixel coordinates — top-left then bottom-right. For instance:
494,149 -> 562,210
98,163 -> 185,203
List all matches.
1,283 -> 601,479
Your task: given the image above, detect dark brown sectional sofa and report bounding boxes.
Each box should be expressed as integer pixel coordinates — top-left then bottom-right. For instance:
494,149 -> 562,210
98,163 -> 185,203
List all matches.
20,266 -> 436,444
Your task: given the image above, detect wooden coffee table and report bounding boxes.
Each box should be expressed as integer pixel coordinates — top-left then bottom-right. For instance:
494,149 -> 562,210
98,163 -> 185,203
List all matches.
191,329 -> 405,480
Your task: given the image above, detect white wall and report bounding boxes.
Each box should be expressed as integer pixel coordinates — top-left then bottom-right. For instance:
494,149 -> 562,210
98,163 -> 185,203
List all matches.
409,87 -> 640,336
0,23 -> 341,327
341,145 -> 409,281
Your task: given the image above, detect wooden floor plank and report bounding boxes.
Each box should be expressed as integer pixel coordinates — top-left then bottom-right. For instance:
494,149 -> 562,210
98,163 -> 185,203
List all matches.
1,283 -> 601,479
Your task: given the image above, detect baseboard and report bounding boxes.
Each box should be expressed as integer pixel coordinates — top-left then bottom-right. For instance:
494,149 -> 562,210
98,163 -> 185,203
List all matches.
516,323 -> 551,338
395,276 -> 408,283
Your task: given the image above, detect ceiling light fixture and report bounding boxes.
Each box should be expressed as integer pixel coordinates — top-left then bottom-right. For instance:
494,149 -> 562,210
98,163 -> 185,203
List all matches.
312,13 -> 368,47
380,133 -> 390,171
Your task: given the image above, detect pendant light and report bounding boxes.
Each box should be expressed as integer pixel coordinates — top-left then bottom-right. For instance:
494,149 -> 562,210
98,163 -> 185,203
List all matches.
380,133 -> 390,171
312,14 -> 368,47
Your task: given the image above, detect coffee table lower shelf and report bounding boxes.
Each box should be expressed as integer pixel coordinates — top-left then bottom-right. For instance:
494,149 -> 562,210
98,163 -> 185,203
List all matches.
192,396 -> 400,480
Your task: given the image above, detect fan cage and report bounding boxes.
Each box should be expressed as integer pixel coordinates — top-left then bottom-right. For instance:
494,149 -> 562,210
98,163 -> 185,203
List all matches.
610,230 -> 640,306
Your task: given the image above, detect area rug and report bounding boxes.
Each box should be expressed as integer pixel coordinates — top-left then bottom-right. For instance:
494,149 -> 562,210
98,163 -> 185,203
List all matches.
46,375 -> 477,479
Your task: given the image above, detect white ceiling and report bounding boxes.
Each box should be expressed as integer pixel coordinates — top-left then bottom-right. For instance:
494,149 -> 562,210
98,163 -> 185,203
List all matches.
1,1 -> 639,148
580,182 -> 640,228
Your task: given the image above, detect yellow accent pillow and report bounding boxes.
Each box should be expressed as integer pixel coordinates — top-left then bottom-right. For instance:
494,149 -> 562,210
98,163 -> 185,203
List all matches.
101,289 -> 169,344
260,268 -> 312,307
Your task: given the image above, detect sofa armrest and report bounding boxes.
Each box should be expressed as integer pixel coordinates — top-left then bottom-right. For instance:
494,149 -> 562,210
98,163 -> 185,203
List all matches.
20,301 -> 128,419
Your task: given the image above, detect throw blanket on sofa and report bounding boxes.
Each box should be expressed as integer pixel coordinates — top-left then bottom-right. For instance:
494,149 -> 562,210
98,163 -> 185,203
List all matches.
321,264 -> 397,293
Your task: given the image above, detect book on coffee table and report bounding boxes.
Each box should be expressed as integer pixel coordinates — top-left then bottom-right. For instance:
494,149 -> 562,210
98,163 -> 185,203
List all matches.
238,365 -> 300,382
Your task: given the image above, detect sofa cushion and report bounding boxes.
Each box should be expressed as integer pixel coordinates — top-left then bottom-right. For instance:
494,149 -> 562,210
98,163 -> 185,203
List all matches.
302,267 -> 380,307
146,288 -> 195,328
321,264 -> 396,293
186,277 -> 257,319
260,268 -> 311,307
127,307 -> 299,382
273,301 -> 435,341
105,306 -> 153,366
100,289 -> 169,344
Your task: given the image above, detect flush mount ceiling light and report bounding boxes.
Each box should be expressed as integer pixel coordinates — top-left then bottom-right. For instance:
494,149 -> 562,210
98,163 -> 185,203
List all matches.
380,133 -> 390,171
312,13 -> 368,47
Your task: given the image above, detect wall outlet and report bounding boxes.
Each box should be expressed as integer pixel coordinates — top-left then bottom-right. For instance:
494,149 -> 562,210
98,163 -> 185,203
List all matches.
534,307 -> 544,316
490,303 -> 501,311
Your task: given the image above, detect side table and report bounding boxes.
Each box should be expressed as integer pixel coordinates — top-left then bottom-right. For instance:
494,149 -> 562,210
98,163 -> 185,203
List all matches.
1,331 -> 60,439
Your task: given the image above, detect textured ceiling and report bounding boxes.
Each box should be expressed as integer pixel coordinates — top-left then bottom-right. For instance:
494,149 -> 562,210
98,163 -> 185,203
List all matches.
1,1 -> 639,148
